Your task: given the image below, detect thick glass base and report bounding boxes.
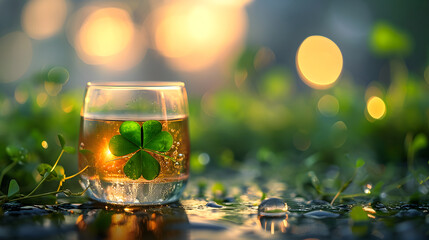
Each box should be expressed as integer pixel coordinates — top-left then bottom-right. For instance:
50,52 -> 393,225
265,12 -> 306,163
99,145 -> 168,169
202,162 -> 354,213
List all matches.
80,176 -> 187,205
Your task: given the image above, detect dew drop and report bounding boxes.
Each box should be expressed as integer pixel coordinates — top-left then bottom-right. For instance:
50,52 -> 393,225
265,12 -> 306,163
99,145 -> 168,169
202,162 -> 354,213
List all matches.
258,198 -> 288,217
177,153 -> 185,161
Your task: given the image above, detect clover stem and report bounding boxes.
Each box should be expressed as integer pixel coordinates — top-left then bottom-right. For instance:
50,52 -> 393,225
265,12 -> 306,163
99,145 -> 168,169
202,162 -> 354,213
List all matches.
143,149 -> 176,162
0,161 -> 17,193
26,149 -> 64,198
64,165 -> 89,180
11,186 -> 89,202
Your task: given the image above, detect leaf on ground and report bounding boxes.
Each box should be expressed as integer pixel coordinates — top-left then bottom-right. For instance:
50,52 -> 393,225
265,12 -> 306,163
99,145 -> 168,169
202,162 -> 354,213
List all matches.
123,150 -> 143,180
120,121 -> 142,147
350,206 -> 369,222
8,179 -> 20,198
109,135 -> 140,156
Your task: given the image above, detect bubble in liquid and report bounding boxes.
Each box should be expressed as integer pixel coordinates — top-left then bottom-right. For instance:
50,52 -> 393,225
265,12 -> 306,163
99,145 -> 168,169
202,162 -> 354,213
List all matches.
258,198 -> 288,217
174,162 -> 181,169
177,153 -> 185,161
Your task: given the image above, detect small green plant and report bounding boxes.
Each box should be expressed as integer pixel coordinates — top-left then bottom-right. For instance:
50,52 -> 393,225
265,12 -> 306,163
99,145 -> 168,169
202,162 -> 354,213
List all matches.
0,135 -> 88,205
108,120 -> 173,180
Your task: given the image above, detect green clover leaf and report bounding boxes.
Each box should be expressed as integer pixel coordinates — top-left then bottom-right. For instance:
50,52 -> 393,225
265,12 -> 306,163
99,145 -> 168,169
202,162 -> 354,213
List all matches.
108,120 -> 173,180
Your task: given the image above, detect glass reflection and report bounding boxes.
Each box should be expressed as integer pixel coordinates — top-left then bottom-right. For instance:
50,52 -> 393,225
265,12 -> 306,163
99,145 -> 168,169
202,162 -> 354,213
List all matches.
77,203 -> 189,240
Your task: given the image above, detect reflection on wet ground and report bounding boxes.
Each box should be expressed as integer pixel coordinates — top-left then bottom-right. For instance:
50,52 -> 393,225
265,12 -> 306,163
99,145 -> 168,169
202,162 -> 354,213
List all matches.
0,185 -> 428,239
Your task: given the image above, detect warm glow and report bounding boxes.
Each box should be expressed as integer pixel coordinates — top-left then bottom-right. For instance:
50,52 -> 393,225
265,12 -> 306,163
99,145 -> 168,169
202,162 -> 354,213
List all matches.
318,95 -> 339,116
41,141 -> 48,149
150,0 -> 247,71
72,6 -> 146,70
78,8 -> 134,57
367,96 -> 386,120
296,35 -> 343,89
21,0 -> 68,40
0,32 -> 32,83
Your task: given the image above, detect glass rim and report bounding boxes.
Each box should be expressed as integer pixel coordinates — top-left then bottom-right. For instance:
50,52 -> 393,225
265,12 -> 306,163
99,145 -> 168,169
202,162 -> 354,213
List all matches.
86,81 -> 185,89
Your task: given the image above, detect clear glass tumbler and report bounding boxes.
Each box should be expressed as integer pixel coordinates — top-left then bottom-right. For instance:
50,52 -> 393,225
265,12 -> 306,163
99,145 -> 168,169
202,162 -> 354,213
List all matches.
78,82 -> 190,205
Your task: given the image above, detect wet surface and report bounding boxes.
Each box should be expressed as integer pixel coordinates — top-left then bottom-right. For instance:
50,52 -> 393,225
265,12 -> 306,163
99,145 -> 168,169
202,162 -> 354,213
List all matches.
0,187 -> 428,239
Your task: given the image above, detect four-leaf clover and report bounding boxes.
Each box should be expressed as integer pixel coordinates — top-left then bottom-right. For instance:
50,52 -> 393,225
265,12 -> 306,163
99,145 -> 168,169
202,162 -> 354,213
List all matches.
108,120 -> 173,180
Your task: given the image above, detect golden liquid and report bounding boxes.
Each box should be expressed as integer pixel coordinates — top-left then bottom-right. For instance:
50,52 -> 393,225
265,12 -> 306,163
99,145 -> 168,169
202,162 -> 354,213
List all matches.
78,116 -> 190,183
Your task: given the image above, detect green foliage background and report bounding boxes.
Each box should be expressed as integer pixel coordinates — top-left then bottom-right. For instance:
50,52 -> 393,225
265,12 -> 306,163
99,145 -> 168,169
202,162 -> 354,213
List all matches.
0,20 -> 429,203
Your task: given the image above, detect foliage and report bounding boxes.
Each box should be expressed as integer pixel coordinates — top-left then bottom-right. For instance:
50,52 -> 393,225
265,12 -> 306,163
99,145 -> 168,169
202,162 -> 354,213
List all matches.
0,135 -> 88,205
108,120 -> 173,180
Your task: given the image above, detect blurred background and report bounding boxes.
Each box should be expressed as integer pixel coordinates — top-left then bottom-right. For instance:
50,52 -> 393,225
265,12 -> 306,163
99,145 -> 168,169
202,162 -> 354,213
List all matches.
1,0 -> 428,201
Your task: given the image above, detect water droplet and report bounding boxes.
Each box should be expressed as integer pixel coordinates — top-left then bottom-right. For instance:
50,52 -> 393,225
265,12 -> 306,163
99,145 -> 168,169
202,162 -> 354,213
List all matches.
258,198 -> 288,217
363,183 -> 372,194
206,201 -> 223,208
177,153 -> 184,161
303,210 -> 339,219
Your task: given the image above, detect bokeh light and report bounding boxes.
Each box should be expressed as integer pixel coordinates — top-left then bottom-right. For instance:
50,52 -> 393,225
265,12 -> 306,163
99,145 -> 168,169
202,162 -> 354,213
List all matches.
366,96 -> 386,120
296,35 -> 343,89
317,95 -> 339,117
14,85 -> 29,104
72,6 -> 147,70
36,92 -> 48,107
149,0 -> 247,72
21,0 -> 68,40
0,32 -> 33,82
41,140 -> 48,149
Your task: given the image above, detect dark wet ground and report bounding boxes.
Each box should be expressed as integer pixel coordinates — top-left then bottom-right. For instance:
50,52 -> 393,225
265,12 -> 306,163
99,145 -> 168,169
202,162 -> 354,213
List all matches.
0,183 -> 428,240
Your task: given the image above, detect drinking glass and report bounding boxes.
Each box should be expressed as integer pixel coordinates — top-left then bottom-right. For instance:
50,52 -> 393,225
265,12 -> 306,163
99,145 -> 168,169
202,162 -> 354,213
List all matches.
78,82 -> 190,205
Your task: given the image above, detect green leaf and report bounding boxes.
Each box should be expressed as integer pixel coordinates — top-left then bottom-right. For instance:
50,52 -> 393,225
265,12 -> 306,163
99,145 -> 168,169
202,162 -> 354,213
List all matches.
64,146 -> 76,154
123,150 -> 143,180
6,145 -> 28,163
412,134 -> 427,154
55,165 -> 65,180
109,135 -> 140,156
47,66 -> 69,84
5,145 -> 19,157
7,179 -> 20,198
356,159 -> 365,168
58,134 -> 66,148
350,206 -> 369,222
144,132 -> 173,152
141,151 -> 161,180
143,120 -> 162,145
120,121 -> 142,147
143,120 -> 173,152
37,163 -> 57,181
